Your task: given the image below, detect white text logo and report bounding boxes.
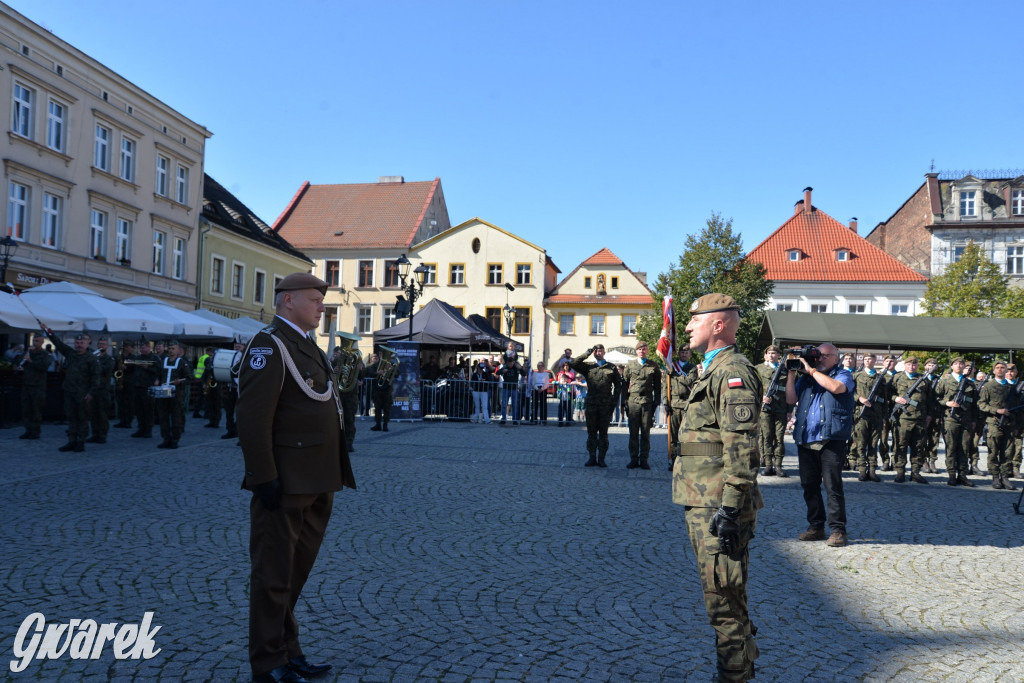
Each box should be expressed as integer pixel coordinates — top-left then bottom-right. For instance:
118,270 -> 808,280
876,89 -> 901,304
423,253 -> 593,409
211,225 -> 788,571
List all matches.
10,612 -> 162,673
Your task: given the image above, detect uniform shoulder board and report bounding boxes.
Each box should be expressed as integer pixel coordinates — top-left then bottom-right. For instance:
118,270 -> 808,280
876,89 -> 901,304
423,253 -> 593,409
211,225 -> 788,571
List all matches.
260,320 -> 278,334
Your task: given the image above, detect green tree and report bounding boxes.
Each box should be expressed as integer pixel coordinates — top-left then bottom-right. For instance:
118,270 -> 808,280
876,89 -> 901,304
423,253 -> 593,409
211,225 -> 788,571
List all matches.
638,212 -> 773,359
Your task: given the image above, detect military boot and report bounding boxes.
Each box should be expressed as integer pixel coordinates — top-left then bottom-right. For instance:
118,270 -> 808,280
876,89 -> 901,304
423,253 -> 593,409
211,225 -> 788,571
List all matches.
858,468 -> 869,482
894,469 -> 906,483
947,473 -> 958,486
868,466 -> 881,482
992,475 -> 1005,489
72,441 -> 85,453
1002,475 -> 1016,491
597,451 -> 607,468
58,441 -> 75,452
626,458 -> 640,469
584,453 -> 598,467
776,462 -> 788,477
910,471 -> 929,484
957,473 -> 975,487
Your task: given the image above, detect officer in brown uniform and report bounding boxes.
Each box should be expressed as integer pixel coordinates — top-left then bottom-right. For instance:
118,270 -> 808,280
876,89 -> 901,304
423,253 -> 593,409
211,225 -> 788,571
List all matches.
664,346 -> 696,471
673,294 -> 762,683
623,340 -> 661,469
237,273 -> 356,683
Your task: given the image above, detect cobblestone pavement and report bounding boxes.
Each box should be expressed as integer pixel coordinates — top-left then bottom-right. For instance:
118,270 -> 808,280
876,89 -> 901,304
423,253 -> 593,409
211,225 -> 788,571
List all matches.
2,416 -> 1023,682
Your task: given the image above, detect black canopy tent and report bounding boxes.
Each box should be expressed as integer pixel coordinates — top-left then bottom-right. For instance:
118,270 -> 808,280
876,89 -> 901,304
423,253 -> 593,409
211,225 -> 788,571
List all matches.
373,299 -> 502,349
466,314 -> 523,352
758,311 -> 1024,354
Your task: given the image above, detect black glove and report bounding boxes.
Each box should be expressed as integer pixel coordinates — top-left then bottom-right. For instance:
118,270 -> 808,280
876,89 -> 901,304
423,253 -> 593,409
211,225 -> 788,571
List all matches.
708,506 -> 741,555
253,479 -> 282,511
587,347 -> 595,356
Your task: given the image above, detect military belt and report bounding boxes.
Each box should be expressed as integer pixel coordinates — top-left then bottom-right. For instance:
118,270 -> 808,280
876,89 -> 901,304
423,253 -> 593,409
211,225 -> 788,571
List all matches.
678,442 -> 724,457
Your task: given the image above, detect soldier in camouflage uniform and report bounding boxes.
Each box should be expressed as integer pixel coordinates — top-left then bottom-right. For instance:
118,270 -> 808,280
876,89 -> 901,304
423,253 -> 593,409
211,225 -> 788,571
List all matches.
673,294 -> 761,683
664,346 -> 696,471
934,356 -> 977,487
15,335 -> 51,439
852,353 -> 885,482
977,360 -> 1016,490
756,345 -> 788,477
570,344 -> 623,468
623,340 -> 661,469
43,327 -> 100,453
155,340 -> 192,449
879,355 -> 898,470
131,340 -> 160,438
890,357 -> 932,483
1004,365 -> 1024,478
87,336 -> 116,444
921,359 -> 944,474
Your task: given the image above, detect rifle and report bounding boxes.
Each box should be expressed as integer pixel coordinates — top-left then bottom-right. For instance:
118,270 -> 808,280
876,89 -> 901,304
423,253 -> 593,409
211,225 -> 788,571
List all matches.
890,373 -> 930,421
857,370 -> 887,420
763,363 -> 786,406
997,380 -> 1024,429
947,373 -> 972,422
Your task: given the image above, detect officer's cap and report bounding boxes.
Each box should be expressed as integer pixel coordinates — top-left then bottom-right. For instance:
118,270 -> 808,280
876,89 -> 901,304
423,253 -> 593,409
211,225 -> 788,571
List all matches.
275,272 -> 329,295
689,293 -> 740,316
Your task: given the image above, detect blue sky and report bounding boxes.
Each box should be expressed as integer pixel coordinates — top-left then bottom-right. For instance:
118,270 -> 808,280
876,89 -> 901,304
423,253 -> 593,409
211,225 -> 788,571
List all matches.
17,1 -> 1024,284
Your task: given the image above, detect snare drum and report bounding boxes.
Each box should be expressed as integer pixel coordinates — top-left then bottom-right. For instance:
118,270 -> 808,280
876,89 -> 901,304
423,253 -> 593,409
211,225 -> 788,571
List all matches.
211,348 -> 241,383
148,384 -> 176,399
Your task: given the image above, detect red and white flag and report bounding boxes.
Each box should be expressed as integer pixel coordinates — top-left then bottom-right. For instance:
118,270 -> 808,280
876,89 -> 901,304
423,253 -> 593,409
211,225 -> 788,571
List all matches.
656,295 -> 680,371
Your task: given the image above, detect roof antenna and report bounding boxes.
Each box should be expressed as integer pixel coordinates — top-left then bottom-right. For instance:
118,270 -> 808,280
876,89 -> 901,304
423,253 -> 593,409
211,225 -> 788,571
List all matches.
930,158 -> 935,172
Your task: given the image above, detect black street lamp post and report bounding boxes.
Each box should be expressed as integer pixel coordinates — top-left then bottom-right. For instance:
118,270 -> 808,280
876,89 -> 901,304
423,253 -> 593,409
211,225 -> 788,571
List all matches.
0,235 -> 17,287
503,303 -> 514,338
396,254 -> 428,342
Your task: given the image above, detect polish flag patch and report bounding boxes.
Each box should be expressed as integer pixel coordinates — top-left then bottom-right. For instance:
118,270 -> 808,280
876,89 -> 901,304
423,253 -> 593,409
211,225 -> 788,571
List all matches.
727,377 -> 743,388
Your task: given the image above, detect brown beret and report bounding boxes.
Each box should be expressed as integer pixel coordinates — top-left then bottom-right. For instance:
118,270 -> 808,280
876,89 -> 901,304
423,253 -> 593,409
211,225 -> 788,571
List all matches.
689,293 -> 740,315
950,356 -> 965,364
275,272 -> 329,295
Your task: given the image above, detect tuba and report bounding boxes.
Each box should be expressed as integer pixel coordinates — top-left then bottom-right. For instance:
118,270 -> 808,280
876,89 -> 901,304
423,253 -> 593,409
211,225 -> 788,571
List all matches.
376,345 -> 399,387
334,331 -> 363,393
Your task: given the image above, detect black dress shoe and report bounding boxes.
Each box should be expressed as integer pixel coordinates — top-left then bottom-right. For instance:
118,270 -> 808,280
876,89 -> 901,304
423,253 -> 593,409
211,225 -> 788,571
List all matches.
370,425 -> 382,431
288,655 -> 332,678
221,431 -> 238,439
157,440 -> 172,449
252,664 -> 310,682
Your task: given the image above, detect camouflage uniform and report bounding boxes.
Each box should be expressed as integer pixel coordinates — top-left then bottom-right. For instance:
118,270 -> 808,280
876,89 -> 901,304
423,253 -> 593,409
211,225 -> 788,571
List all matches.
131,351 -> 160,437
47,334 -> 100,450
881,370 -> 898,469
890,372 -> 931,480
755,362 -> 787,473
1005,381 -> 1024,476
673,345 -> 763,682
570,350 -> 623,466
19,345 -> 51,438
934,372 -> 977,482
623,358 -> 661,468
665,362 -> 696,469
978,379 -> 1015,484
852,368 -> 886,479
924,372 -> 944,471
89,348 -> 116,442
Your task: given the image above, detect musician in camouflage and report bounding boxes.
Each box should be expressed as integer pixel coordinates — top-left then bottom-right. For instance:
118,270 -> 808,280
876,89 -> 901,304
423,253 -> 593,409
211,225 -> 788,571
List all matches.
672,293 -> 762,683
87,336 -> 116,444
755,345 -> 788,477
890,357 -> 932,483
934,356 -> 977,487
664,346 -> 696,471
15,335 -> 50,439
570,344 -> 623,467
977,360 -> 1016,490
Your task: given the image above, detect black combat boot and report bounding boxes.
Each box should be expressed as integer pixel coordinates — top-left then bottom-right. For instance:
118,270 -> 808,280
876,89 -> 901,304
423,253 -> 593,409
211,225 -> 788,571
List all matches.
776,465 -> 788,478
992,475 -> 1005,489
597,451 -> 607,468
858,469 -> 869,482
1002,474 -> 1016,491
957,473 -> 975,487
868,467 -> 881,482
584,453 -> 598,467
947,473 -> 958,486
72,441 -> 84,453
910,471 -> 928,484
58,441 -> 75,452
894,469 -> 906,483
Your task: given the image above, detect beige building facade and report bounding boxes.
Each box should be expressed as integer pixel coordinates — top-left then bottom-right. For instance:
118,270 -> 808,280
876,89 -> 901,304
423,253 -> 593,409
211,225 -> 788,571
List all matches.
0,3 -> 211,307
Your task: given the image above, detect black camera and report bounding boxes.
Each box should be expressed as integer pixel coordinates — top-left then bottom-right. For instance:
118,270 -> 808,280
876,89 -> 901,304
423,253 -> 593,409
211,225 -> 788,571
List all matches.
785,345 -> 821,370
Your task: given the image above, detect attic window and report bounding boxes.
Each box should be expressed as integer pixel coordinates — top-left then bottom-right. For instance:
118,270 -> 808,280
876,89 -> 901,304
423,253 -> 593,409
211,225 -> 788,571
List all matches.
472,237 -> 481,254
836,249 -> 849,262
787,249 -> 801,262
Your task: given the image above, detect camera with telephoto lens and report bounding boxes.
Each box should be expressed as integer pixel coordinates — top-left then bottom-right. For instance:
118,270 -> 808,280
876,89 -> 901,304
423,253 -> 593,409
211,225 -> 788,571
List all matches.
785,345 -> 821,371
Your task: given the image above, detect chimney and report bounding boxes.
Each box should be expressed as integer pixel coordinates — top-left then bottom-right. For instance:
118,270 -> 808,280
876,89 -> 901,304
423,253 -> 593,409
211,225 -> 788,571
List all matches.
803,187 -> 813,214
849,217 -> 858,233
378,176 -> 405,184
794,199 -> 804,216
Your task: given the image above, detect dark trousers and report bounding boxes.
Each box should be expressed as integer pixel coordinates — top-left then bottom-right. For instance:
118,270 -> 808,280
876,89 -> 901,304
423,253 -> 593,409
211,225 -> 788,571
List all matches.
116,384 -> 134,426
340,389 -> 358,448
205,384 -> 222,426
531,390 -> 548,421
585,404 -> 613,456
22,384 -> 45,436
89,389 -> 111,439
224,386 -> 238,435
797,439 -> 847,534
373,389 -> 392,426
249,491 -> 333,677
135,386 -> 155,434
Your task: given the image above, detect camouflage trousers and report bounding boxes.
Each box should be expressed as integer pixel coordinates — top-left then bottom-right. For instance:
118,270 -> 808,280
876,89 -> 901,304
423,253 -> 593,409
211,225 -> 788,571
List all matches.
943,419 -> 972,476
64,391 -> 91,442
626,400 -> 654,465
1010,433 -> 1022,473
684,505 -> 759,682
894,419 -> 927,473
584,404 -> 613,456
985,421 -> 1014,477
21,384 -> 45,436
925,417 -> 943,464
852,415 -> 883,472
89,389 -> 111,440
156,397 -> 185,442
757,411 -> 786,466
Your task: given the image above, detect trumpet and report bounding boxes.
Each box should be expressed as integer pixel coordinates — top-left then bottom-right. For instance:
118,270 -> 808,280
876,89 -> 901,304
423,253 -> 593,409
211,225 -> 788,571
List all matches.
376,346 -> 399,387
123,358 -> 157,367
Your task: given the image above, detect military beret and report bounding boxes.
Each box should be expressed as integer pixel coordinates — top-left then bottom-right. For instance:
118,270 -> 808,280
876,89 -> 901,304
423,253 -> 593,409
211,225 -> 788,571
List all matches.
123,340 -> 136,347
167,339 -> 181,348
74,333 -> 90,341
275,272 -> 329,295
689,293 -> 740,315
950,356 -> 965,364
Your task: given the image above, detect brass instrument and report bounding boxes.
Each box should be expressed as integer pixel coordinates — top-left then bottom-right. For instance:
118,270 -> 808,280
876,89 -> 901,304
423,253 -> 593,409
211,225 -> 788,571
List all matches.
334,331 -> 363,393
123,358 -> 157,367
376,345 -> 399,387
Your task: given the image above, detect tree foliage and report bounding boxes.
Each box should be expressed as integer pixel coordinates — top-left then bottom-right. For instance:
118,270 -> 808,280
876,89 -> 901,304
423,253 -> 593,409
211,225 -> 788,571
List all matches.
637,212 -> 773,359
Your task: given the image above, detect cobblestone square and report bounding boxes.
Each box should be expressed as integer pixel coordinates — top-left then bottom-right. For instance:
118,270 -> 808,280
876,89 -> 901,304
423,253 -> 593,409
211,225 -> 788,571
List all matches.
1,417 -> 1023,681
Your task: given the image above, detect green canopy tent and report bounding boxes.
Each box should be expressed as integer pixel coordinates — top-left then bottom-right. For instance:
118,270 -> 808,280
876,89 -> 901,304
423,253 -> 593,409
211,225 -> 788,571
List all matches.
757,311 -> 1024,354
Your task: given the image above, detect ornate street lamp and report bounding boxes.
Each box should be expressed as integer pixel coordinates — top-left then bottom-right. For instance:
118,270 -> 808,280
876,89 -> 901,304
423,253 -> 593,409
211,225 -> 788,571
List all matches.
0,235 -> 18,287
503,303 -> 514,338
396,254 -> 428,342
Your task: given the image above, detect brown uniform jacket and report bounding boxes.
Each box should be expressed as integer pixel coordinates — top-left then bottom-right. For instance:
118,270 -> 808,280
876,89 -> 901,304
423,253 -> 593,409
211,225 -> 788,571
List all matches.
237,317 -> 356,494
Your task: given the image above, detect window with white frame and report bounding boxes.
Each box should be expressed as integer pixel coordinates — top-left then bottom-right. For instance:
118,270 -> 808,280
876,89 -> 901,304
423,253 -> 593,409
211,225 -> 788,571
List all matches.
120,137 -> 135,182
115,218 -> 131,262
1008,246 -> 1024,274
355,305 -> 372,334
253,270 -> 266,304
94,124 -> 110,171
152,231 -> 165,275
449,263 -> 464,285
175,165 -> 189,204
1013,189 -> 1024,217
90,209 -> 106,258
590,314 -> 605,335
559,313 -> 574,335
621,314 -> 637,336
12,82 -> 32,138
959,190 -> 976,217
41,192 -> 60,248
775,304 -> 792,311
488,263 -> 503,285
155,156 -> 169,196
891,304 -> 909,315
232,263 -> 244,298
172,237 -> 185,280
210,256 -> 225,294
836,249 -> 849,262
382,306 -> 397,329
787,250 -> 800,261
422,263 -> 437,285
810,304 -> 828,313
516,263 -> 532,285
322,306 -> 338,334
7,181 -> 28,240
849,304 -> 866,314
46,100 -> 65,152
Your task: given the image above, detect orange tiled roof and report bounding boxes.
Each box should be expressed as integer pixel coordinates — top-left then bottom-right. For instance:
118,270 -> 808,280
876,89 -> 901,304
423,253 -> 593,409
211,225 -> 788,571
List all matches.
747,205 -> 927,283
273,178 -> 441,249
545,294 -> 653,305
582,247 -> 624,266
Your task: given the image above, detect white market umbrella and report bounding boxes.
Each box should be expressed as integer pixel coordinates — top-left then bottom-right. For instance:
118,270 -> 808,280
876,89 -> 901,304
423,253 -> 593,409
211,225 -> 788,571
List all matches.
604,349 -> 636,365
20,282 -> 175,336
119,296 -> 233,341
0,289 -> 82,332
192,308 -> 266,343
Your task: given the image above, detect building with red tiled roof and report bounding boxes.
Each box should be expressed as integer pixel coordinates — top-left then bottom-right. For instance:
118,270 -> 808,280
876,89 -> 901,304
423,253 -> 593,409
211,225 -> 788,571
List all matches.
271,176 -> 451,353
544,248 -> 654,367
747,188 -> 927,315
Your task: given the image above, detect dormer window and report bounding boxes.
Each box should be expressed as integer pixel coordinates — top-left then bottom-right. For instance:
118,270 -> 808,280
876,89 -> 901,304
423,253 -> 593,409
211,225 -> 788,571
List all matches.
787,249 -> 801,262
836,249 -> 849,262
960,190 -> 977,217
